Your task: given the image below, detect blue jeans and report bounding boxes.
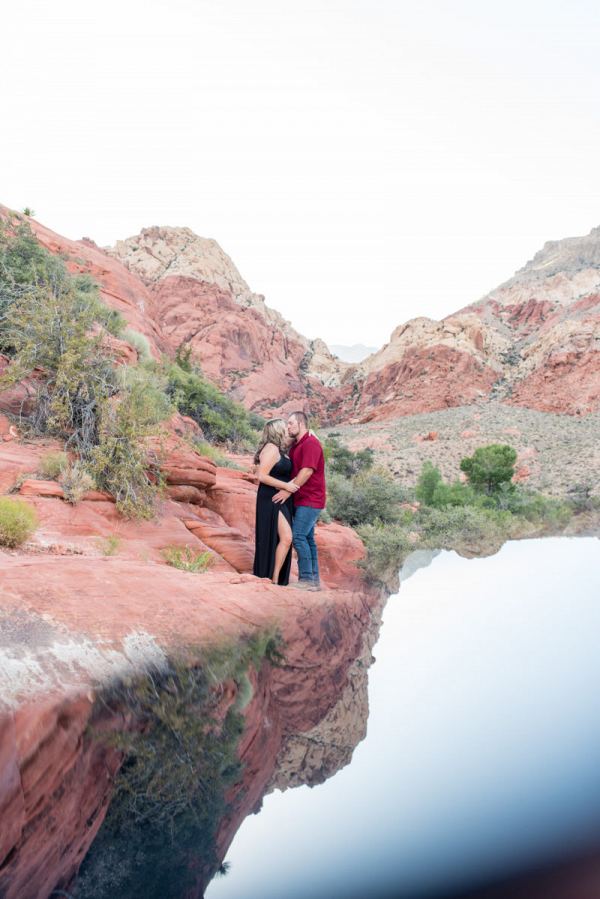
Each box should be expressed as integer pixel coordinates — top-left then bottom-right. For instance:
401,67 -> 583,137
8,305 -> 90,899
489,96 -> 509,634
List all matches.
292,504 -> 322,583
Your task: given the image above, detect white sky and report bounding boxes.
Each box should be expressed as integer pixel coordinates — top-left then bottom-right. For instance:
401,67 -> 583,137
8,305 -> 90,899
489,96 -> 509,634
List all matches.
4,0 -> 600,347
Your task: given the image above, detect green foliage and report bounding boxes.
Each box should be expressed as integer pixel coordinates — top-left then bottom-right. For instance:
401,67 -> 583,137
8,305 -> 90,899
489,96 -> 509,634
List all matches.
86,376 -> 169,519
21,207 -> 36,217
500,488 -> 573,529
430,480 -> 473,508
0,219 -> 163,518
417,504 -> 516,548
0,497 -> 39,547
326,468 -> 408,527
0,215 -> 124,341
460,443 -> 518,495
567,482 -> 600,514
356,520 -> 414,579
415,461 -> 442,505
121,328 -> 152,362
39,450 -> 68,480
175,343 -> 195,372
323,436 -> 374,477
160,358 -> 260,448
160,544 -> 214,573
247,410 -> 267,431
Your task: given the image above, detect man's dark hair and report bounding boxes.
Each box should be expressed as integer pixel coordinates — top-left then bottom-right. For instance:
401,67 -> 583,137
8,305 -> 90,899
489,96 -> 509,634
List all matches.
288,410 -> 308,426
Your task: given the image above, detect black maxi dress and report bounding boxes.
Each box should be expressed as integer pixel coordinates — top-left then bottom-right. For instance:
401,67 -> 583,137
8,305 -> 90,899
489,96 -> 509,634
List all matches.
253,452 -> 294,585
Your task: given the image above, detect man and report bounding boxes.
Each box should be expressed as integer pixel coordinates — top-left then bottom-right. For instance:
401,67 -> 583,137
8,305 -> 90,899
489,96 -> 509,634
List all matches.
272,411 -> 325,591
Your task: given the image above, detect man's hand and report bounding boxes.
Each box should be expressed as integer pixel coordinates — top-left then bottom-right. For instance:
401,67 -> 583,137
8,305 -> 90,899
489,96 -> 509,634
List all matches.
272,489 -> 290,504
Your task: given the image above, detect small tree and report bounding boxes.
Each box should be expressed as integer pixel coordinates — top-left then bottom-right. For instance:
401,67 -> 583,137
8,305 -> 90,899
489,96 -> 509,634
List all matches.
415,461 -> 443,505
460,444 -> 517,495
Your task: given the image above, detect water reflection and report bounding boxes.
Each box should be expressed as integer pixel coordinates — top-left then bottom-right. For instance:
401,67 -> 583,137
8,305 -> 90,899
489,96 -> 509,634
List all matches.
207,537 -> 600,899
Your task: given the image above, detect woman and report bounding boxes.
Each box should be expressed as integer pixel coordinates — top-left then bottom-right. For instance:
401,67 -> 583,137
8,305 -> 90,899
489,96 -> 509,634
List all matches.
253,418 -> 298,585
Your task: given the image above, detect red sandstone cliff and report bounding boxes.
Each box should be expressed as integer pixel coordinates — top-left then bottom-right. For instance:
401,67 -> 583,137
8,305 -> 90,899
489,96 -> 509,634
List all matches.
0,411 -> 383,898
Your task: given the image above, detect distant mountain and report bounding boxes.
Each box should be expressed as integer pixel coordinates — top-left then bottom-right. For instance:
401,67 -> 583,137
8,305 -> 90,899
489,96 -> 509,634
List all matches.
329,344 -> 379,363
4,204 -> 599,423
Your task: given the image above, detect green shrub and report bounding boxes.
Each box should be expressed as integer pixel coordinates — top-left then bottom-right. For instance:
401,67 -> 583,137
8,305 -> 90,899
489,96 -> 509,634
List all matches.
356,521 -> 414,579
160,359 -> 260,449
160,544 -> 214,573
0,215 -> 124,341
0,497 -> 39,547
509,490 -> 572,529
326,468 -> 409,527
0,219 -> 166,518
430,480 -> 473,508
417,505 -> 515,548
39,450 -> 68,480
121,328 -> 152,363
323,436 -> 374,477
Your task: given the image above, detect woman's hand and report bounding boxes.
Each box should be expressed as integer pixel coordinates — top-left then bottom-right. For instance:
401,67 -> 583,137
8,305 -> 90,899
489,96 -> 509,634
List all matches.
308,428 -> 321,442
287,481 -> 299,493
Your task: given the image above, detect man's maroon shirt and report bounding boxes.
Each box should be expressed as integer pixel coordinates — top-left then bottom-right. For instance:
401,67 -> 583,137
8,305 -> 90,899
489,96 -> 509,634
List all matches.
289,432 -> 326,508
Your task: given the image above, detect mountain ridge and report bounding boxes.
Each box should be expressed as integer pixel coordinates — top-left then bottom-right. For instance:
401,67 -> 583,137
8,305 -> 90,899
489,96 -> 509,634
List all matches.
2,205 -> 599,421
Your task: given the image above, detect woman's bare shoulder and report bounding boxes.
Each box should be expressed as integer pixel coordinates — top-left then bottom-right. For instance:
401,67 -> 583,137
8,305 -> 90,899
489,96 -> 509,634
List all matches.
259,442 -> 281,460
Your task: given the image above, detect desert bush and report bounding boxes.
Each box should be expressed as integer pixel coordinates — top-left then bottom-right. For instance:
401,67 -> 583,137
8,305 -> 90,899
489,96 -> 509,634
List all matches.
121,328 -> 152,363
323,436 -> 374,477
0,497 -> 39,547
0,215 -> 125,342
160,359 -> 260,448
0,219 -> 164,518
39,450 -> 68,480
509,491 -> 572,529
430,480 -> 474,508
59,464 -> 95,504
160,544 -> 214,573
326,468 -> 409,527
97,533 -> 124,556
86,376 -> 170,519
356,520 -> 414,579
417,504 -> 515,548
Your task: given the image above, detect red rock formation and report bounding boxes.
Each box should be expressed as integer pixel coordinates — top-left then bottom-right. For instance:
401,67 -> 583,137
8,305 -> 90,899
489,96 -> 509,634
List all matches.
347,345 -> 500,423
0,421 -> 383,898
508,347 -> 600,415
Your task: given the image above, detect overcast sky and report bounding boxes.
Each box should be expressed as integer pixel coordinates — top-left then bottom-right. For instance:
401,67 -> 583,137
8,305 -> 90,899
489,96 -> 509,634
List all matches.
4,0 -> 600,347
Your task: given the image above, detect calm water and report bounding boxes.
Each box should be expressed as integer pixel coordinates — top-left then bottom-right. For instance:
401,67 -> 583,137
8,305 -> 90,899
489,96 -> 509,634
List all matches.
206,537 -> 600,899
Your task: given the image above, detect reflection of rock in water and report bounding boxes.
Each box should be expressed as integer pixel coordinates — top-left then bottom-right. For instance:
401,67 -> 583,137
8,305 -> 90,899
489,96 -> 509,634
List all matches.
0,514 -> 387,899
267,590 -> 386,792
398,548 -> 442,584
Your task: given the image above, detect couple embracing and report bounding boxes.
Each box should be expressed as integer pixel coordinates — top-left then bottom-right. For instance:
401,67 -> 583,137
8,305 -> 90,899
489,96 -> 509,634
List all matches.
253,411 -> 325,591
